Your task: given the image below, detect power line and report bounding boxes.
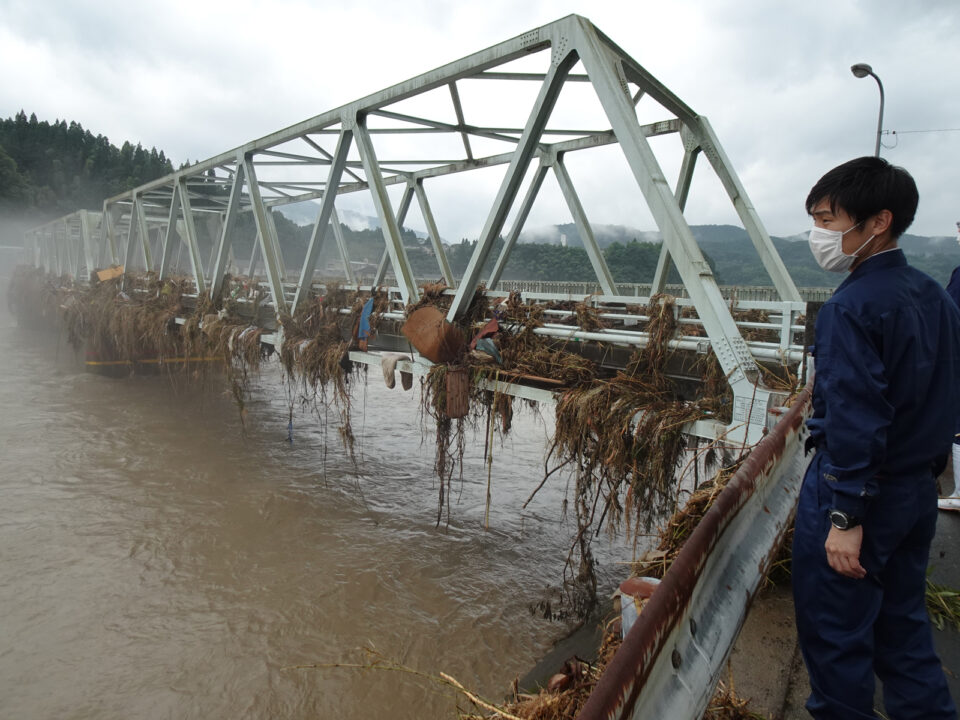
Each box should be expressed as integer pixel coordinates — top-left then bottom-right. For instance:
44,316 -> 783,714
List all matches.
882,128 -> 960,135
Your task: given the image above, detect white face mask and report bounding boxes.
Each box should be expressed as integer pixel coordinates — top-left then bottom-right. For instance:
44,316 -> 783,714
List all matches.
808,221 -> 875,272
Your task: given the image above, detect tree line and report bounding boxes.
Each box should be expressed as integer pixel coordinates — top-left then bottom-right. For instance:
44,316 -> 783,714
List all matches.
0,110 -> 173,218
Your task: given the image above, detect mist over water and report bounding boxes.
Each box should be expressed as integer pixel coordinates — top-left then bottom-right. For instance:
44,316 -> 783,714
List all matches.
0,304 -> 632,719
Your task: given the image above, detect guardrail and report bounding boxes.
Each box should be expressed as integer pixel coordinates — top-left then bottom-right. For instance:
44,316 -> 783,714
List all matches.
577,381 -> 813,720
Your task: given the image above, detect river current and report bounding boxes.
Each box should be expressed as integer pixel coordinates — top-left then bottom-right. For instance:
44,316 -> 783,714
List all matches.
0,299 -> 632,719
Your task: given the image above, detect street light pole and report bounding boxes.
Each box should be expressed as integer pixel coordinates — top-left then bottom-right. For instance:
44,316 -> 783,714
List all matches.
851,63 -> 885,157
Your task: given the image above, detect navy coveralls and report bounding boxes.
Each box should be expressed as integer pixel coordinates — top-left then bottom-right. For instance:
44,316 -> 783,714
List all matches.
793,249 -> 960,719
948,266 -> 960,309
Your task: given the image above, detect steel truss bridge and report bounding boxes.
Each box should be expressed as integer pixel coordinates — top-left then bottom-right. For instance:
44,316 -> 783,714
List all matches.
21,16 -> 814,720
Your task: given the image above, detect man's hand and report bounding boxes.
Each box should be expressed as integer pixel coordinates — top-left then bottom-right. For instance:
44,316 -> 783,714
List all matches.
825,525 -> 866,579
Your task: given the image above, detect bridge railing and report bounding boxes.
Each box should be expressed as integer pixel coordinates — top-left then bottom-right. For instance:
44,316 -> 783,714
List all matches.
493,279 -> 834,303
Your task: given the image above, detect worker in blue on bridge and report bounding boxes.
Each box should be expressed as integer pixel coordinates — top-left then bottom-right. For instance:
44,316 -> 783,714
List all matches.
793,156 -> 960,719
948,222 -> 960,308
941,222 -> 960,510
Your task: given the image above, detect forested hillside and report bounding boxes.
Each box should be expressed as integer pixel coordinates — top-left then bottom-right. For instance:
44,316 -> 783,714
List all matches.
0,111 -> 173,218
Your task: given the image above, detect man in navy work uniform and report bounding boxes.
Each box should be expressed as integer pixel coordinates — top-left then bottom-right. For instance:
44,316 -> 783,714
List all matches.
948,223 -> 960,308
793,156 -> 960,719
942,222 -> 960,508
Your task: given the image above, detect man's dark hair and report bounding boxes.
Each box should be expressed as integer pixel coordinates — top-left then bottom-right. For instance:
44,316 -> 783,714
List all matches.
805,156 -> 919,239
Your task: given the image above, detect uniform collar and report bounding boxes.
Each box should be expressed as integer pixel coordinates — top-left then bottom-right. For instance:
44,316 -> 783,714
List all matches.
837,247 -> 906,293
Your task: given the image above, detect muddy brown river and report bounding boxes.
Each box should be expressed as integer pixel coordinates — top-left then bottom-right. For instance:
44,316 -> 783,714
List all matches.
0,301 -> 631,719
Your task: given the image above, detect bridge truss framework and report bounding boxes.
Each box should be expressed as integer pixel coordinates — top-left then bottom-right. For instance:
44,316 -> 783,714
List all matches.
24,15 -> 806,446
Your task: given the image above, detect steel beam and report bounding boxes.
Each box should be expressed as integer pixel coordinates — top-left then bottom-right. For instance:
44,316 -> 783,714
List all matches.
243,156 -> 289,315
122,201 -> 138,279
173,223 -> 185,274
396,183 -> 415,225
247,240 -> 260,277
158,184 -> 182,281
373,183 -> 415,287
256,124 -> 674,211
373,247 -> 390,287
652,137 -> 699,294
149,227 -> 162,271
292,128 -> 354,313
330,208 -> 355,284
485,163 -> 550,289
595,22 -> 698,127
446,43 -> 579,321
353,117 -> 419,304
572,20 -> 759,393
134,195 -> 153,271
303,134 -> 364,184
264,209 -> 286,281
177,178 -> 207,295
68,221 -> 81,279
553,155 -> 616,295
209,160 -> 245,300
691,116 -> 801,302
204,210 -> 225,281
79,210 -> 96,281
448,81 -> 474,160
101,204 -> 120,267
475,71 -> 591,82
414,180 -> 455,286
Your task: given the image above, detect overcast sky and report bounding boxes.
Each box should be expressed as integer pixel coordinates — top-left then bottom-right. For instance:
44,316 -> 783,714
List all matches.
1,0 -> 958,241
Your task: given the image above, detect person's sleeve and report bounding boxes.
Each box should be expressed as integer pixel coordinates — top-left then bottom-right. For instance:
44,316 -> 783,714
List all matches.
814,302 -> 893,517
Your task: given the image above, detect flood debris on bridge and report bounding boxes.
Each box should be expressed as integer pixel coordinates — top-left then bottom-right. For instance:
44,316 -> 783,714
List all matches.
14,13 -> 818,720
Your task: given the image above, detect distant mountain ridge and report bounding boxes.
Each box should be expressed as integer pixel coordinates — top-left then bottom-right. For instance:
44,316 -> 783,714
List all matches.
277,200 -> 959,287
509,222 -> 960,287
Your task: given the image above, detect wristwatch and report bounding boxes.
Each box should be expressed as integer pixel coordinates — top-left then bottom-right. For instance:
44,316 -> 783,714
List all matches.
828,509 -> 861,530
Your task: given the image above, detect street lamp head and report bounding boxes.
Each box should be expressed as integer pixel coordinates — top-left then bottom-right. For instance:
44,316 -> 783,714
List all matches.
849,62 -> 884,157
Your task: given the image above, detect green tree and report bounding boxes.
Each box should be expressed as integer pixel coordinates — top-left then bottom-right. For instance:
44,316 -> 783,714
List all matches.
0,144 -> 31,209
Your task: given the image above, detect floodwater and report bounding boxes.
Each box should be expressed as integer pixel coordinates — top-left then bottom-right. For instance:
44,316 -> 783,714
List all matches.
0,299 -> 632,720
